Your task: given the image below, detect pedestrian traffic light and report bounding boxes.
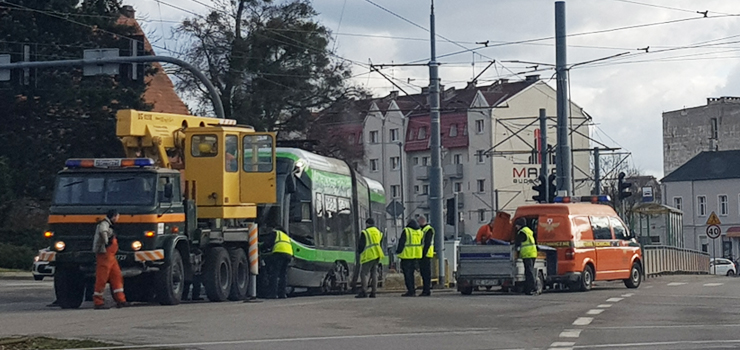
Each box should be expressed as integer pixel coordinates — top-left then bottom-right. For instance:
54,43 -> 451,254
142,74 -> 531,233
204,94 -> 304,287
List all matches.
446,197 -> 456,226
548,174 -> 557,203
532,174 -> 547,203
618,172 -> 632,200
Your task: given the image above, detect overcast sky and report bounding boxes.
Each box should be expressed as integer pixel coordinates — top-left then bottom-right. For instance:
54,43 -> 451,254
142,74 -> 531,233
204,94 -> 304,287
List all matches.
127,0 -> 740,179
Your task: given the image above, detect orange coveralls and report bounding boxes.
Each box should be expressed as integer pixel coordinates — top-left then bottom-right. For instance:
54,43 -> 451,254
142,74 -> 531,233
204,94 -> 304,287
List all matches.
93,237 -> 127,306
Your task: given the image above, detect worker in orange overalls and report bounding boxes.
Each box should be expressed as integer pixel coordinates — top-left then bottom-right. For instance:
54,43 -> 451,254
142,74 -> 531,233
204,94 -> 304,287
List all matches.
92,209 -> 128,309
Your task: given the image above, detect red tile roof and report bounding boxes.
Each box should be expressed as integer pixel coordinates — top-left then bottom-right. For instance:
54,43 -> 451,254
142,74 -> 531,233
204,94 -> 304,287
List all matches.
405,113 -> 468,152
116,15 -> 190,115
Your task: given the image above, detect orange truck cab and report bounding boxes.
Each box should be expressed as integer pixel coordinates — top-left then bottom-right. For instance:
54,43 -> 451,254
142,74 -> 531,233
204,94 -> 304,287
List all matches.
495,200 -> 643,291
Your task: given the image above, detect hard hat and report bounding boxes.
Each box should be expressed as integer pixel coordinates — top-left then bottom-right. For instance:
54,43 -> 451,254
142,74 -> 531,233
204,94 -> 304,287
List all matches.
198,143 -> 213,154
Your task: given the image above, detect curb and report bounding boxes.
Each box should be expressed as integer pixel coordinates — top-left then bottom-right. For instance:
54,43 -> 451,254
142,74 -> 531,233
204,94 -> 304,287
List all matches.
0,272 -> 37,280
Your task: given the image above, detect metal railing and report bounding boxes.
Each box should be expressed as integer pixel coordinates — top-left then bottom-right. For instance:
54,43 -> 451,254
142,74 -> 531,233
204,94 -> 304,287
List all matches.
643,245 -> 710,277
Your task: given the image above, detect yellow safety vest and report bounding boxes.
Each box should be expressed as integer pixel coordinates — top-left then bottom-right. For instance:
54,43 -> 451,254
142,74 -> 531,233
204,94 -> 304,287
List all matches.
273,230 -> 293,256
398,227 -> 423,260
421,225 -> 435,258
519,226 -> 537,259
360,226 -> 385,264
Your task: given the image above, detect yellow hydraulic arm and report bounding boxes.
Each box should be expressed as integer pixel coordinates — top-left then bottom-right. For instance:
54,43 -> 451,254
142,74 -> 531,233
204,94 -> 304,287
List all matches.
115,109 -> 241,169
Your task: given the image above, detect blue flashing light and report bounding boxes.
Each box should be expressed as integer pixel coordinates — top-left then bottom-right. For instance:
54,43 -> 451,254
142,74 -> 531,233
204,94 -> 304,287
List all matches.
553,196 -> 565,203
65,159 -> 82,168
64,158 -> 155,169
133,158 -> 155,167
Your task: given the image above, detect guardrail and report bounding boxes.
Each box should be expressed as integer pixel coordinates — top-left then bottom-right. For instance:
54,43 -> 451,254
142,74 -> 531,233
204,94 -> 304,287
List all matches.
643,245 -> 710,277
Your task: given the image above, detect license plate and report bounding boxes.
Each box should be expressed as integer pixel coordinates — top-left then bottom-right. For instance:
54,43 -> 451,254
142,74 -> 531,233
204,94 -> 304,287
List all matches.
474,279 -> 500,286
116,255 -> 127,261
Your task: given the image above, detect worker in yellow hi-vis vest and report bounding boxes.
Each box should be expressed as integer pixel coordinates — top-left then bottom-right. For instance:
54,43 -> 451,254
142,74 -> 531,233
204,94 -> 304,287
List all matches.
417,215 -> 434,297
261,226 -> 293,299
514,217 -> 538,295
356,218 -> 385,298
396,219 -> 422,297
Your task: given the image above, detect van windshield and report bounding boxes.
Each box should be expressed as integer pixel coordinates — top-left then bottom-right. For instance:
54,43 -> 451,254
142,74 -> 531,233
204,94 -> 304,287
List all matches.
53,174 -> 156,206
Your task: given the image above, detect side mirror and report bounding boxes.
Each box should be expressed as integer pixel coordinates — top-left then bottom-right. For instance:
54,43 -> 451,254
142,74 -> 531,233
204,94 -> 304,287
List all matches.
164,183 -> 173,199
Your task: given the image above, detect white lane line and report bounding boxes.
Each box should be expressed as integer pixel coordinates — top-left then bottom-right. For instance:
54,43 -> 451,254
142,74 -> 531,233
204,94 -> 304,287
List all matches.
606,297 -> 623,302
621,293 -> 634,297
593,323 -> 740,330
62,329 -> 492,350
587,309 -> 604,315
573,317 -> 593,326
548,348 -> 572,350
560,329 -> 582,338
704,283 -> 724,286
645,285 -> 653,289
573,339 -> 740,349
667,282 -> 686,286
551,342 -> 575,347
597,304 -> 612,308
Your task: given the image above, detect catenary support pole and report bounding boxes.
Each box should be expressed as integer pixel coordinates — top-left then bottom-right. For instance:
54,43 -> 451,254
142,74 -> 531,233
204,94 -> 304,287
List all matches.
594,147 -> 600,195
555,1 -> 572,196
539,109 -> 549,202
428,1 -> 445,285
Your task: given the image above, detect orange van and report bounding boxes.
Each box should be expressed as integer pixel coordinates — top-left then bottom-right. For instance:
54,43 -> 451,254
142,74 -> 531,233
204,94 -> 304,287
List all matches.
495,201 -> 642,291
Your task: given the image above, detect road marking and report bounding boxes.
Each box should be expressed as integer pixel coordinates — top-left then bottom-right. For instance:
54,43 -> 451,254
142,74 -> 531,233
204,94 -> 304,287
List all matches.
559,329 -> 582,338
573,317 -> 593,326
644,285 -> 653,288
667,282 -> 686,286
593,323 -> 740,330
551,342 -> 575,347
572,339 -> 740,349
597,304 -> 612,308
704,282 -> 724,286
586,309 -> 604,315
621,293 -> 634,297
606,297 -> 623,302
63,329 -> 493,350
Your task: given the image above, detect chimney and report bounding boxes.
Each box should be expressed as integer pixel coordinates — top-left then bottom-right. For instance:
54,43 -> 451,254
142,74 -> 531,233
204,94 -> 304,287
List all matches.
421,86 -> 429,94
388,90 -> 399,99
465,81 -> 477,89
497,78 -> 509,85
525,74 -> 540,82
121,5 -> 135,19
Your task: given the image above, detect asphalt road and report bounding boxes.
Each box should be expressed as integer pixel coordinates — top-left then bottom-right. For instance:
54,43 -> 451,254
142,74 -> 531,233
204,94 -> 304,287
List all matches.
0,275 -> 739,350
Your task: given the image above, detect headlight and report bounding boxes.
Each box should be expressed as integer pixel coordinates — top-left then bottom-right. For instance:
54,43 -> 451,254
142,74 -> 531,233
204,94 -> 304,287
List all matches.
54,241 -> 65,252
131,241 -> 142,251
34,256 -> 40,262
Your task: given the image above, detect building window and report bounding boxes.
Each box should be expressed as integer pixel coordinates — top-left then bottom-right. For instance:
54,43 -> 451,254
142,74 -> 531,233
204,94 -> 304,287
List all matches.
454,154 -> 462,164
700,236 -> 708,253
478,209 -> 486,222
449,124 -> 458,137
422,157 -> 429,166
477,179 -> 485,193
413,157 -> 419,165
418,127 -> 427,139
423,185 -> 429,194
673,197 -> 682,211
390,128 -> 399,142
370,159 -> 379,172
710,118 -> 718,139
391,185 -> 400,198
476,150 -> 485,164
369,130 -> 379,144
719,195 -> 728,216
390,156 -> 400,170
454,182 -> 463,192
348,134 -> 355,144
475,119 -> 485,134
414,185 -> 419,194
698,196 -> 707,216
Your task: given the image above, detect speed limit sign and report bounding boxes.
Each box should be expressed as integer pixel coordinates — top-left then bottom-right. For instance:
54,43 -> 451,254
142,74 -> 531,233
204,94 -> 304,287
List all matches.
706,224 -> 721,239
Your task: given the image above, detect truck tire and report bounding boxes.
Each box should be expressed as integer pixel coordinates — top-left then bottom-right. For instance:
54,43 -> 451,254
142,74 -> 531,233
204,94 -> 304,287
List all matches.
55,266 -> 84,309
204,247 -> 232,302
155,250 -> 184,305
460,286 -> 473,295
623,262 -> 642,289
228,248 -> 249,301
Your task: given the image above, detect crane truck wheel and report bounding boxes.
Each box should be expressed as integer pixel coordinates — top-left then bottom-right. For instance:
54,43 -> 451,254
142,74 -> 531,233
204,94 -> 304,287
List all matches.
154,250 -> 184,305
55,266 -> 85,309
228,248 -> 249,301
204,247 -> 232,302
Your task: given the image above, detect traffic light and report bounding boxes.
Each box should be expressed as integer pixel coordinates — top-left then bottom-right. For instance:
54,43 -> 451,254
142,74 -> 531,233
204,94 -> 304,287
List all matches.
548,174 -> 557,203
446,197 -> 456,226
618,172 -> 632,200
532,174 -> 547,203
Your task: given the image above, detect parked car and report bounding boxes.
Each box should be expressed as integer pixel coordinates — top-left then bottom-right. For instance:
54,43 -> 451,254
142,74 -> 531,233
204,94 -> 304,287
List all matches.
709,258 -> 736,276
32,249 -> 54,281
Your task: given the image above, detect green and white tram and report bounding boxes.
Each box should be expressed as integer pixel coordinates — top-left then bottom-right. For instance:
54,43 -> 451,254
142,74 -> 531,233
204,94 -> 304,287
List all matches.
257,148 -> 388,294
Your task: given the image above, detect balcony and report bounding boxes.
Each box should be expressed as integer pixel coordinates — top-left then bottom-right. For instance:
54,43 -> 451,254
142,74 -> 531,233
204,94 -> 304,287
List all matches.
444,164 -> 464,179
417,193 -> 430,208
414,165 -> 430,180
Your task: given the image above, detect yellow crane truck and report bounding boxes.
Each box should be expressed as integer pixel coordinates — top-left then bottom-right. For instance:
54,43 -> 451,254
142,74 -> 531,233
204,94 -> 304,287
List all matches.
41,109 -> 276,308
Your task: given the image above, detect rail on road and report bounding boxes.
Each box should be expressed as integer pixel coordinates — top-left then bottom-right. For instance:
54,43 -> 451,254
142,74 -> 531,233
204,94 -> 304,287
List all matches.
643,245 -> 710,277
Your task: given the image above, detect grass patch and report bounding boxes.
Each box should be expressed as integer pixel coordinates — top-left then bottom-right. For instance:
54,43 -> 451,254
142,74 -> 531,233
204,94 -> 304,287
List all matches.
0,336 -> 115,349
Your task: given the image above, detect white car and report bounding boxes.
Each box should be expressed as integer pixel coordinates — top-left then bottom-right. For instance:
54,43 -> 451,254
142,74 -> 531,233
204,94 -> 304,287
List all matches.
709,258 -> 736,276
32,249 -> 55,281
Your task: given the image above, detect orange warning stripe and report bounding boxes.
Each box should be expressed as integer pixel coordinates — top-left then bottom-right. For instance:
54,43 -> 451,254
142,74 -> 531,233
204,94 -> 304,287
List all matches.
134,249 -> 165,262
39,251 -> 56,262
48,214 -> 185,224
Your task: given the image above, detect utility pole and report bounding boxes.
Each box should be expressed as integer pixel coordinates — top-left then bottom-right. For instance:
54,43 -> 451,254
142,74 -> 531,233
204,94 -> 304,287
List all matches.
539,109 -> 549,202
428,1 -> 445,285
555,1 -> 572,196
593,147 -> 600,195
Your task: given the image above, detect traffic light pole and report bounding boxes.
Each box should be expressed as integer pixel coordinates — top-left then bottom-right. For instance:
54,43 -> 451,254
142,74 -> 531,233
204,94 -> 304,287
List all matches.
539,109 -> 549,202
0,55 -> 225,119
555,1 -> 573,196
